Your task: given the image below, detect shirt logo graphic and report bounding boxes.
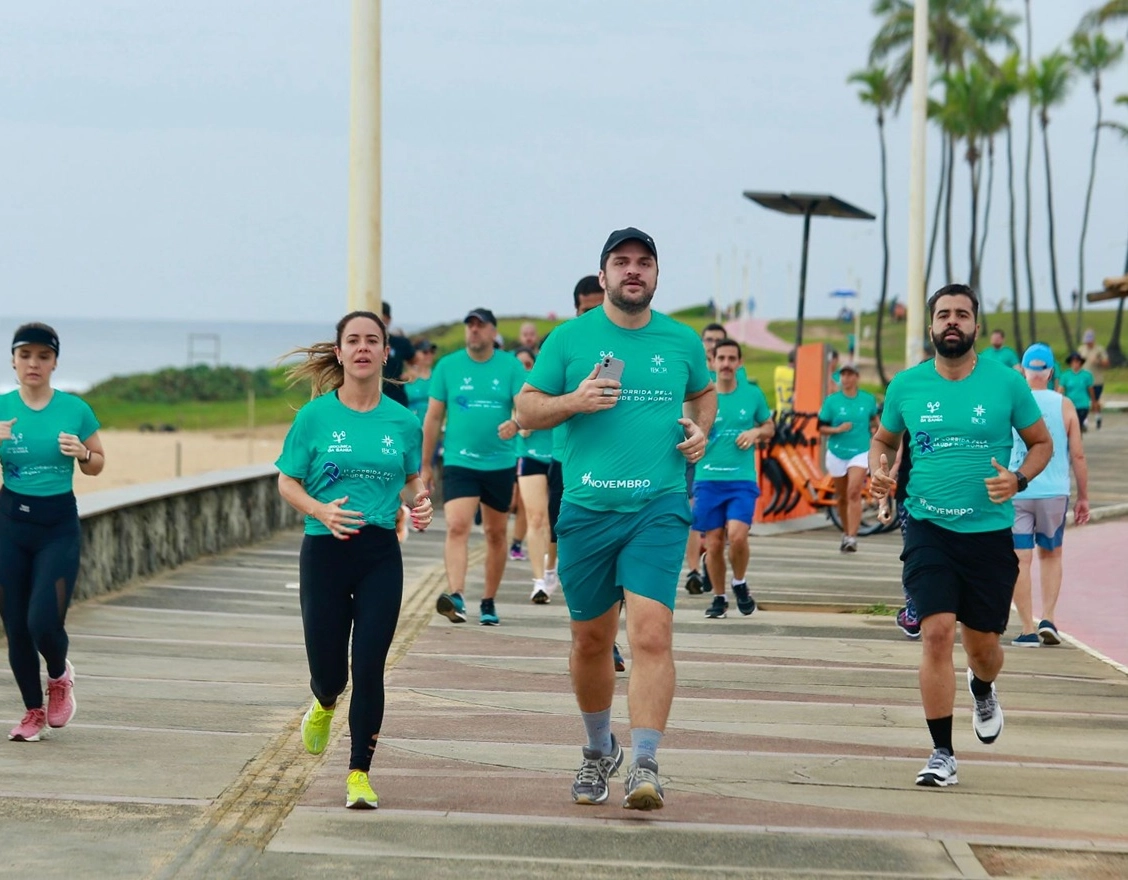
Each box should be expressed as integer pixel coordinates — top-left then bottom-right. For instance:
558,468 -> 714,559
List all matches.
381,434 -> 397,455
914,430 -> 935,454
599,350 -> 615,359
920,401 -> 943,424
460,376 -> 474,391
328,430 -> 352,453
323,462 -> 341,484
650,354 -> 667,374
971,404 -> 986,425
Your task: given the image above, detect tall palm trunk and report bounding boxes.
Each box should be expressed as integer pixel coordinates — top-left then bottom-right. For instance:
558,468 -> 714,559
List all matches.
944,136 -> 956,280
1075,89 -> 1104,343
975,138 -> 996,295
1005,126 -> 1024,350
1040,118 -> 1073,343
1022,0 -> 1037,341
967,144 -> 982,291
875,113 -> 891,387
1109,238 -> 1128,366
925,134 -> 949,293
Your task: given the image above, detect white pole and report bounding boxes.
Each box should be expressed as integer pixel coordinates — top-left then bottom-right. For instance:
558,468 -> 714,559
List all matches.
347,0 -> 382,314
904,0 -> 929,368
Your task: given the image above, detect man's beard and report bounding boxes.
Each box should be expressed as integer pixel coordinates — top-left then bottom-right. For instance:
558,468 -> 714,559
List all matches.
606,279 -> 655,314
931,327 -> 976,358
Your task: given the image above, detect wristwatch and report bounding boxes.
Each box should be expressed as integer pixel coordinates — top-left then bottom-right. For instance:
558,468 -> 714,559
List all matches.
1012,471 -> 1029,493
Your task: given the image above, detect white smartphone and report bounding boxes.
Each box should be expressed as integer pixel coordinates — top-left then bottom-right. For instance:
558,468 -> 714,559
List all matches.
596,355 -> 625,395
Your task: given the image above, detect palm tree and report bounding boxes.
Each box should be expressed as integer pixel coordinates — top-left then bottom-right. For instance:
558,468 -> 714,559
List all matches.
1022,0 -> 1038,342
1029,50 -> 1076,344
1071,31 -> 1125,342
869,0 -> 1017,288
848,66 -> 896,387
974,67 -> 1014,297
991,53 -> 1026,350
1101,94 -> 1128,365
1079,1 -> 1128,34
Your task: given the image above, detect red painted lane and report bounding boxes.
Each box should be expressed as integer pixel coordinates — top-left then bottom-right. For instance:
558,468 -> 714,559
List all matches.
1056,519 -> 1128,668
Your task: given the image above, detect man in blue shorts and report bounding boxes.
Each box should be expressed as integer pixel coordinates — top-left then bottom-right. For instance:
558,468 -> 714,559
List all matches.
694,339 -> 774,619
517,227 -> 715,810
870,284 -> 1051,789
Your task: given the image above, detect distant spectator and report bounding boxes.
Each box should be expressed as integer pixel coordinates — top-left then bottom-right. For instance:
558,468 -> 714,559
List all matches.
979,329 -> 1020,371
1077,329 -> 1110,430
1059,352 -> 1095,432
519,322 -> 540,353
381,301 -> 415,407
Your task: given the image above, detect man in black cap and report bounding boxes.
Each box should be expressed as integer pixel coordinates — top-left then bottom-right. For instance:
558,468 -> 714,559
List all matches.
422,308 -> 527,626
517,227 -> 716,811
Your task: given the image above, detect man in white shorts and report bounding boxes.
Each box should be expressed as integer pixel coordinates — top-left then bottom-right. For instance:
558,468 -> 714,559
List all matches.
1008,343 -> 1090,646
817,362 -> 879,552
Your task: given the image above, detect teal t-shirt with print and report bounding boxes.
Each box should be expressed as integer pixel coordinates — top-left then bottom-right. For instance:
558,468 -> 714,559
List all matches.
0,390 -> 99,496
880,358 -> 1041,533
527,308 -> 711,512
404,375 -> 431,424
275,392 -> 422,535
818,389 -> 879,458
697,381 -> 771,482
1059,369 -> 1094,411
429,349 -> 525,471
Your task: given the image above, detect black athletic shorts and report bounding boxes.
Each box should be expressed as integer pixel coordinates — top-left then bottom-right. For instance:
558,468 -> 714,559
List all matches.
441,465 -> 516,513
517,457 -> 551,478
547,458 -> 564,543
900,515 -> 1017,634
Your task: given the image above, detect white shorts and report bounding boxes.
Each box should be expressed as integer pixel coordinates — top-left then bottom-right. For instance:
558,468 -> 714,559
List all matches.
826,450 -> 869,478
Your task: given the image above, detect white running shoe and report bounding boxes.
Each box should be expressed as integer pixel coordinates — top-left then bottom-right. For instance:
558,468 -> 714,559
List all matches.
915,748 -> 958,787
967,667 -> 1004,744
530,578 -> 550,604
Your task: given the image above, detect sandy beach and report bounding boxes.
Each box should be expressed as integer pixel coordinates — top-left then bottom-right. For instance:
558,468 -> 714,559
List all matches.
71,427 -> 289,495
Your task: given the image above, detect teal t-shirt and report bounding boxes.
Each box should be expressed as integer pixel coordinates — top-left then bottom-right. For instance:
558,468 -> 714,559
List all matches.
880,359 -> 1042,533
404,375 -> 431,424
527,308 -> 711,512
429,349 -> 525,471
697,381 -> 772,482
275,392 -> 422,535
0,390 -> 99,496
818,389 -> 879,459
519,428 -> 554,464
1059,369 -> 1094,410
979,345 -> 1020,369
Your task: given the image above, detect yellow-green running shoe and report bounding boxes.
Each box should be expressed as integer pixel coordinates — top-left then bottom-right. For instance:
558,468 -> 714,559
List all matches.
345,770 -> 379,809
300,698 -> 335,755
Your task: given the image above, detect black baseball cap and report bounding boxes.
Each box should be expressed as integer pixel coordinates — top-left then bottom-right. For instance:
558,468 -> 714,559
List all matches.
415,338 -> 437,352
600,227 -> 657,268
463,308 -> 497,326
11,324 -> 59,355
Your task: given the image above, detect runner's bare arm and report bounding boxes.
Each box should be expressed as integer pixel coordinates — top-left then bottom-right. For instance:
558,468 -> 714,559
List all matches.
420,398 -> 446,487
1062,399 -> 1090,525
682,383 -> 717,438
868,425 -> 902,501
1014,417 -> 1052,482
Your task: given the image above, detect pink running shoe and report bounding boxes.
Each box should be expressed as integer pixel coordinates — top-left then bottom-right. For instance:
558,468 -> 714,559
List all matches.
8,707 -> 48,742
46,660 -> 77,729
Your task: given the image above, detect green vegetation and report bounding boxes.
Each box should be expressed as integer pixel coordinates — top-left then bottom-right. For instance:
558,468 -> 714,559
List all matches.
86,303 -> 1128,430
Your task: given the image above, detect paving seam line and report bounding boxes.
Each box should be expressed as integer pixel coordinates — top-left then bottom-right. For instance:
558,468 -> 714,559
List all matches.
149,544 -> 470,880
942,839 -> 991,878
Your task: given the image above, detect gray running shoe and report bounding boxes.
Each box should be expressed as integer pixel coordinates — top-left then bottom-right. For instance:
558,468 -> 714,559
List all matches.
571,735 -> 624,805
967,667 -> 1003,744
623,756 -> 664,810
705,595 -> 728,619
915,748 -> 958,787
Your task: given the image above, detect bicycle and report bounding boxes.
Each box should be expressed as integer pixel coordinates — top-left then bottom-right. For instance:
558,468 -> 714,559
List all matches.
759,411 -> 898,536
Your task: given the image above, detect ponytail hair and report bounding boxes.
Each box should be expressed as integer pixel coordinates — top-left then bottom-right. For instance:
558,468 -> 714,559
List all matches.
283,310 -> 387,399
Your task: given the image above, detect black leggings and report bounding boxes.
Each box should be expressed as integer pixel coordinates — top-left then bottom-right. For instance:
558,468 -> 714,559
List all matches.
0,490 -> 81,711
299,525 -> 403,772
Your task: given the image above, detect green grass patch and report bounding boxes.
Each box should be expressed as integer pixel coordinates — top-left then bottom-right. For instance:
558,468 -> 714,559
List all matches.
853,603 -> 897,616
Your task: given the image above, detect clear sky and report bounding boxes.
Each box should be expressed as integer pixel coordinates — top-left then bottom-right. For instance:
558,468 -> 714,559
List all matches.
2,1 -> 1125,329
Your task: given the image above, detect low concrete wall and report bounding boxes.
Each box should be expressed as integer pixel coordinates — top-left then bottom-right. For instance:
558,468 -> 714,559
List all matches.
75,465 -> 302,602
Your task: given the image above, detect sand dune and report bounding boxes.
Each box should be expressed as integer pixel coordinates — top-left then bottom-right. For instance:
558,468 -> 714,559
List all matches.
72,427 -> 289,495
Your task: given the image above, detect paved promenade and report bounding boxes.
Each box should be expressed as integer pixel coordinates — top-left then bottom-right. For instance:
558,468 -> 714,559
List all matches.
2,416 -> 1127,879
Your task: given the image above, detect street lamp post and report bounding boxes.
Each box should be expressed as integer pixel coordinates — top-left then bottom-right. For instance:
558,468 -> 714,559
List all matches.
347,0 -> 381,315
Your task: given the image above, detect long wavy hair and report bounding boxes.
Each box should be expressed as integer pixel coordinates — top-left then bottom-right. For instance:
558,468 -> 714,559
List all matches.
283,311 -> 388,399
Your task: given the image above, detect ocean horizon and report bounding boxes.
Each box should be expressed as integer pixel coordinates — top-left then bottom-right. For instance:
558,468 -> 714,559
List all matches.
0,316 -> 422,395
